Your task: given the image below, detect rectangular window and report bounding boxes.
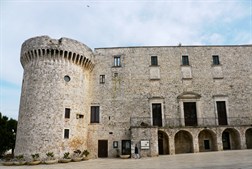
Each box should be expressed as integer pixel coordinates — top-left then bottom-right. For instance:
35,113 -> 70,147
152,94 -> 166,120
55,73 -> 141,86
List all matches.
91,106 -> 100,123
100,75 -> 105,84
212,55 -> 220,65
182,55 -> 189,65
64,129 -> 69,139
151,56 -> 158,66
65,108 -> 70,118
114,56 -> 121,67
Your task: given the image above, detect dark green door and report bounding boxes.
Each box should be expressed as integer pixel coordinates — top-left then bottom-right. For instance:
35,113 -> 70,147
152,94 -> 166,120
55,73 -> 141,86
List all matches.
98,140 -> 108,157
122,140 -> 131,156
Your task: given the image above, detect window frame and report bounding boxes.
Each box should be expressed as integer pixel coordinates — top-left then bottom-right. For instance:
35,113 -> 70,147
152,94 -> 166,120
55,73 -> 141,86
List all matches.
100,75 -> 105,84
212,55 -> 220,65
65,108 -> 70,119
182,55 -> 189,65
114,56 -> 121,67
64,129 -> 70,139
151,56 -> 158,66
91,106 -> 100,123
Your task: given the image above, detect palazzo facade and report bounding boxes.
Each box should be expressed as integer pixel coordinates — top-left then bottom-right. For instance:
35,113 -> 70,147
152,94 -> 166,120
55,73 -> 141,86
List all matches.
15,36 -> 252,159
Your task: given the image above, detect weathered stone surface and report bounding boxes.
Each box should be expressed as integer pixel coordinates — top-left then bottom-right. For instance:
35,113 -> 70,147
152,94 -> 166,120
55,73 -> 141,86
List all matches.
15,36 -> 252,159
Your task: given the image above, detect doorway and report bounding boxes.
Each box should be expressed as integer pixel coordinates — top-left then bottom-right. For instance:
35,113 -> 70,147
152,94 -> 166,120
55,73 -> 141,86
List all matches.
158,131 -> 169,155
175,130 -> 193,154
198,129 -> 217,152
98,140 -> 108,157
121,140 -> 131,156
184,102 -> 197,126
222,131 -> 231,150
245,128 -> 252,149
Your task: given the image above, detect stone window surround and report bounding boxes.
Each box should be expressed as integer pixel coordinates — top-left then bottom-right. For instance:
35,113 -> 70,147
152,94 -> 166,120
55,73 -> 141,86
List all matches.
178,92 -> 202,126
149,97 -> 165,127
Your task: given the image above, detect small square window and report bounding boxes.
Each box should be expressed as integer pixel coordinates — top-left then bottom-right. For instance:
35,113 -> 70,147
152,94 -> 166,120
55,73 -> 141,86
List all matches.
64,129 -> 69,139
91,106 -> 100,123
100,75 -> 105,84
114,56 -> 121,67
182,55 -> 189,65
151,56 -> 158,66
212,55 -> 220,65
76,114 -> 84,119
65,108 -> 70,119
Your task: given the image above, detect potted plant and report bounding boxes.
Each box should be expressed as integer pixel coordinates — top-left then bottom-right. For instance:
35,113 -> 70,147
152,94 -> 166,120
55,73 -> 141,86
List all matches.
71,149 -> 83,162
28,153 -> 41,165
82,150 -> 90,160
2,154 -> 14,166
44,152 -> 58,164
59,152 -> 72,163
13,154 -> 26,165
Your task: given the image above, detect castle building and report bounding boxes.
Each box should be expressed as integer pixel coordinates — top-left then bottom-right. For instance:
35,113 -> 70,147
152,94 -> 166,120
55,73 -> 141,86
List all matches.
15,36 -> 252,158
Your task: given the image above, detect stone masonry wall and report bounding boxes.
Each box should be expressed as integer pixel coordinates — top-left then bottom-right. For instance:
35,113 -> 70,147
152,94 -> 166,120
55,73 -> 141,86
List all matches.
89,45 -> 251,157
15,36 -> 93,159
16,35 -> 252,159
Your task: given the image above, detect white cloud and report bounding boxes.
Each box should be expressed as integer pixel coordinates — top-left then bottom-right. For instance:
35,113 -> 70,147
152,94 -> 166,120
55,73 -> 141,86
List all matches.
0,0 -> 251,119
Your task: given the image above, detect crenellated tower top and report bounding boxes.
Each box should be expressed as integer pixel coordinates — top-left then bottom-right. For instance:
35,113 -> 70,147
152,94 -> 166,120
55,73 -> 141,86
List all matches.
20,35 -> 94,70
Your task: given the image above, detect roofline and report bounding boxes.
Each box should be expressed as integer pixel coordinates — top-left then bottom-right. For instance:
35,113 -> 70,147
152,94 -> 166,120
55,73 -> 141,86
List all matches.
94,44 -> 252,50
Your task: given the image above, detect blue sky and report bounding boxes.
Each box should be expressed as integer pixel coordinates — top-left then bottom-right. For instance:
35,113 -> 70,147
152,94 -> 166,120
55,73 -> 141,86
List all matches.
1,0 -> 252,120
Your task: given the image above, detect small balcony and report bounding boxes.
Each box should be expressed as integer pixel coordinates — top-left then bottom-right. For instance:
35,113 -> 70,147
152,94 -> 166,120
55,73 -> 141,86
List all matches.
130,116 -> 252,128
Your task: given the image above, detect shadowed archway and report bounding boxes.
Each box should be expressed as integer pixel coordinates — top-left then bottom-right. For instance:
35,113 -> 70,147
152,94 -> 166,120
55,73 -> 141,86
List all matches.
222,128 -> 241,150
158,130 -> 169,155
198,129 -> 217,152
175,130 -> 193,154
245,128 -> 252,149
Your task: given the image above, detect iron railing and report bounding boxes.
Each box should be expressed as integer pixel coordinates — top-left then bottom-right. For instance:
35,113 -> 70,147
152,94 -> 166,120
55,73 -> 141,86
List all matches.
130,116 -> 252,128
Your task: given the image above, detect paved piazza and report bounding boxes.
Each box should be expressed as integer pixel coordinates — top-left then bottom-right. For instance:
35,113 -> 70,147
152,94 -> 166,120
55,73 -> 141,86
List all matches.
1,150 -> 252,169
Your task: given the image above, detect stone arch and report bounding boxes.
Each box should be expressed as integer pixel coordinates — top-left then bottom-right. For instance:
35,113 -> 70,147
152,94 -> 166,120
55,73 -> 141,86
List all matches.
158,130 -> 169,155
175,130 -> 193,154
245,128 -> 252,149
222,128 -> 241,150
198,129 -> 217,152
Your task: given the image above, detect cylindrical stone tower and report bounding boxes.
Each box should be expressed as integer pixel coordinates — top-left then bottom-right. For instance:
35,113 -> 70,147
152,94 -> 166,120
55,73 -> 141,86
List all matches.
15,36 -> 94,158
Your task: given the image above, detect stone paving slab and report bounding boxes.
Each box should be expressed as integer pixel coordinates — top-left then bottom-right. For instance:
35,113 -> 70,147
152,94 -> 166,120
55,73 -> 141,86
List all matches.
1,150 -> 252,169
